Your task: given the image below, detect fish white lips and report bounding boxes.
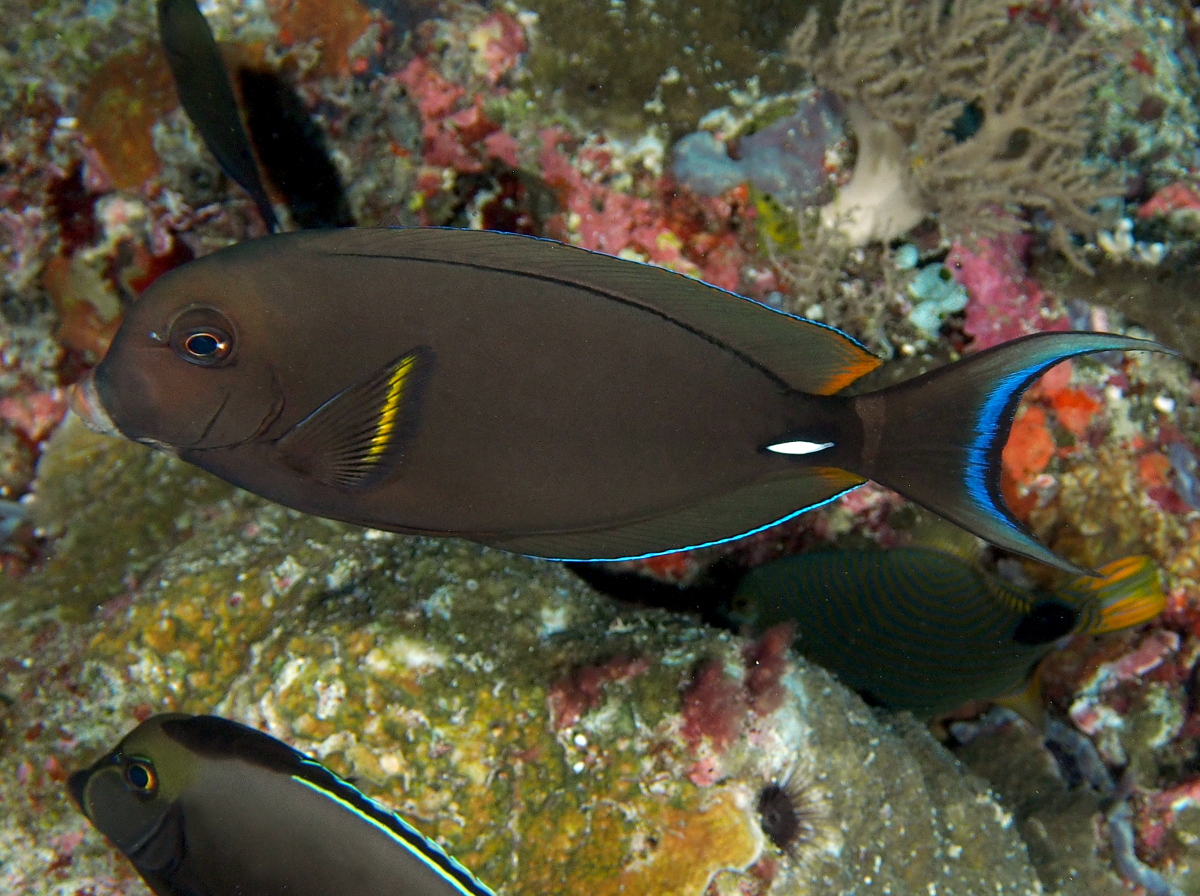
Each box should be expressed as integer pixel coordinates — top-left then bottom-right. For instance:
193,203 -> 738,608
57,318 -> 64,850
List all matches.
68,373 -> 120,437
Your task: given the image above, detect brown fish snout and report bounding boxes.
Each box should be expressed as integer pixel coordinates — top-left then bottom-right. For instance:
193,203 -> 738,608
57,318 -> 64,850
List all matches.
68,373 -> 120,437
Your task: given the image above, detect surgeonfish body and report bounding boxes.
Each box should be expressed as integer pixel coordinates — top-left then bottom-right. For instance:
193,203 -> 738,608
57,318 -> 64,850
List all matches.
157,0 -> 278,232
732,550 -> 1165,716
71,227 -> 1171,573
69,713 -> 494,896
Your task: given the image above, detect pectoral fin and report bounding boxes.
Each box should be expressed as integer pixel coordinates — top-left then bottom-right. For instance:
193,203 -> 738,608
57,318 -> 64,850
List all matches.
275,347 -> 433,489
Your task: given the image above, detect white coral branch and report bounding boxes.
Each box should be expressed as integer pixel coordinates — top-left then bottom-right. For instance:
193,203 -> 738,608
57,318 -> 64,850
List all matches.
820,103 -> 928,244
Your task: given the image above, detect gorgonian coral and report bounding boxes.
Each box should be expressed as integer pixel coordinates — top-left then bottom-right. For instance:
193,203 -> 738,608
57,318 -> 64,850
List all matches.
789,0 -> 1120,269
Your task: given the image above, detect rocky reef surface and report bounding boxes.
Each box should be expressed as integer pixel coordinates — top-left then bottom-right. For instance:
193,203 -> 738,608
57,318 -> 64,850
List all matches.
0,419 -> 1047,896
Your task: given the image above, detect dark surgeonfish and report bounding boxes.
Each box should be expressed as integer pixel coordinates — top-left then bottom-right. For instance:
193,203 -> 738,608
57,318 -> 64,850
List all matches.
158,0 -> 279,232
732,548 -> 1165,717
69,227 -> 1171,573
69,713 -> 495,896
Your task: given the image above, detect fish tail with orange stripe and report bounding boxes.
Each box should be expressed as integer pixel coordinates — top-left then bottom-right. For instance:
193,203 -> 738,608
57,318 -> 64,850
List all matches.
1063,556 -> 1165,634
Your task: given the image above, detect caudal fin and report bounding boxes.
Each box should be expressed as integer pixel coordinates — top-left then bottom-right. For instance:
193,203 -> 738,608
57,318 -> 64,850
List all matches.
852,332 -> 1173,575
1064,555 -> 1165,633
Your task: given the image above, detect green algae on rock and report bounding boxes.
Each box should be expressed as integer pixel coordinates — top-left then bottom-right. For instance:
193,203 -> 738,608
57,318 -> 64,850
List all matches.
1,416 -> 236,619
521,0 -> 825,137
1,420 -> 1046,895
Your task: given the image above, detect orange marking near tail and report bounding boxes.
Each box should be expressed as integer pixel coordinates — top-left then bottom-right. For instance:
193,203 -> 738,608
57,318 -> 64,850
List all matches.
810,354 -> 883,396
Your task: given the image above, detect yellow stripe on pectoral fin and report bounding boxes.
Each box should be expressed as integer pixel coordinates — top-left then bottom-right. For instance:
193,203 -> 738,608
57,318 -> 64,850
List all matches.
276,347 -> 434,489
365,353 -> 419,462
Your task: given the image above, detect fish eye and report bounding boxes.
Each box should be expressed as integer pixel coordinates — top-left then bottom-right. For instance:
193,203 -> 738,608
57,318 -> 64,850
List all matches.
168,307 -> 236,367
182,331 -> 228,360
123,758 -> 158,794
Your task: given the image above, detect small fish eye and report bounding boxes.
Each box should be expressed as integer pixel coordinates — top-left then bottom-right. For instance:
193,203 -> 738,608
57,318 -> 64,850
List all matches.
123,759 -> 157,794
167,307 -> 236,367
184,332 -> 225,358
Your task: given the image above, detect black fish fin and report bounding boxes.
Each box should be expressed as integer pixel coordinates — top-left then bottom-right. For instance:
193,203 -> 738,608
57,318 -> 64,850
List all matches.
313,227 -> 882,394
856,332 -> 1174,575
275,347 -> 433,489
157,0 -> 279,232
491,467 -> 865,560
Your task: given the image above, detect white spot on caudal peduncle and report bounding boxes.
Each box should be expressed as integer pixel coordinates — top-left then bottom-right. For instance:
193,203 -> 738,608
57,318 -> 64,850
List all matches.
766,440 -> 835,456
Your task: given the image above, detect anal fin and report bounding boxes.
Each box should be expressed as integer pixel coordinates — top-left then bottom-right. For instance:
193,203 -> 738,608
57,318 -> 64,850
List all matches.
492,468 -> 865,561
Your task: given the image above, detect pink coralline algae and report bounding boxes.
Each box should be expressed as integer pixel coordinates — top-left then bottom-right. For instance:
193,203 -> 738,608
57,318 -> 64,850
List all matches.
396,16 -> 758,293
741,623 -> 795,716
682,661 -> 746,757
947,232 -> 1068,351
538,129 -> 753,293
1074,630 -> 1180,700
397,58 -> 512,177
1137,182 -> 1200,218
467,11 -> 528,86
395,12 -> 527,185
0,390 -> 68,445
1146,778 -> 1200,840
682,626 -> 796,784
547,654 -> 652,730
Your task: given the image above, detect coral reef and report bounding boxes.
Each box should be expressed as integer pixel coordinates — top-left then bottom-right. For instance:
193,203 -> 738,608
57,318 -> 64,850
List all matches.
788,0 -> 1121,266
1088,0 -> 1200,197
955,716 -> 1132,896
520,0 -> 818,137
0,421 -> 1047,895
671,90 -> 843,211
2,1 -> 1200,893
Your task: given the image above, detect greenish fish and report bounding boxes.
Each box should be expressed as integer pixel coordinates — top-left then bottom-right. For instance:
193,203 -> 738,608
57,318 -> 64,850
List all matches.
732,549 -> 1165,716
69,227 -> 1170,573
69,713 -> 495,896
158,0 -> 278,232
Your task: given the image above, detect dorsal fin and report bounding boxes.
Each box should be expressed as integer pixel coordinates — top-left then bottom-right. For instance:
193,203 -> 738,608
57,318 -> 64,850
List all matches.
160,715 -> 495,895
301,227 -> 882,396
907,516 -> 986,564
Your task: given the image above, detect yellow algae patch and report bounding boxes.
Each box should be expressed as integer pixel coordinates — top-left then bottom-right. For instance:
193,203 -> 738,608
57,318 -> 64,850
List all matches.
594,788 -> 762,896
